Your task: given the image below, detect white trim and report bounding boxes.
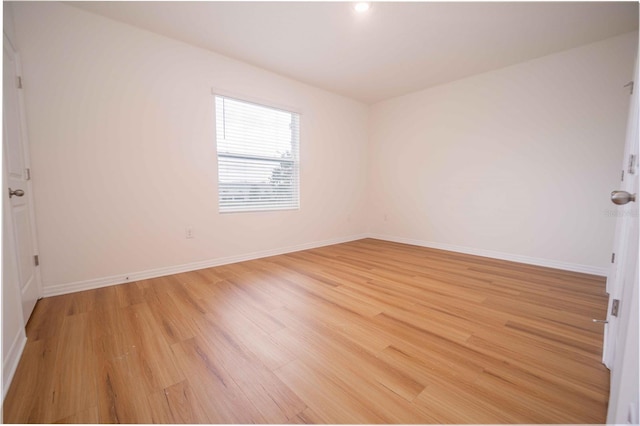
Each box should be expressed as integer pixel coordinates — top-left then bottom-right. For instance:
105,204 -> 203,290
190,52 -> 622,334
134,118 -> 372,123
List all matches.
42,234 -> 368,297
2,329 -> 26,401
369,233 -> 608,277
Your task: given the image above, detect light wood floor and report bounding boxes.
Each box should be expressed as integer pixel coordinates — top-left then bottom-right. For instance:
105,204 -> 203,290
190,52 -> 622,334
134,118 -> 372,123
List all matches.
3,238 -> 610,423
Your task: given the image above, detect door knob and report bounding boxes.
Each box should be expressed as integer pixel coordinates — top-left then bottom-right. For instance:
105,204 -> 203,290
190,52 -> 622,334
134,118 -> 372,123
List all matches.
592,319 -> 608,324
611,190 -> 636,205
8,188 -> 25,198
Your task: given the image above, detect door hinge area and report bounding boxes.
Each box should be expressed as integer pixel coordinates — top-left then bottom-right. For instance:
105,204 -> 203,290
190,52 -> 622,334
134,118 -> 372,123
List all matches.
621,170 -> 625,181
628,154 -> 636,175
25,168 -> 31,181
34,255 -> 39,267
624,81 -> 634,95
611,299 -> 620,317
16,76 -> 22,89
611,253 -> 616,263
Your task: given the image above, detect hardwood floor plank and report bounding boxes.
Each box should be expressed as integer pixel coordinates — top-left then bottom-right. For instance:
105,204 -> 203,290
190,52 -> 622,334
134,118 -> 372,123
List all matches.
146,389 -> 179,424
163,380 -> 211,423
415,381 -> 525,423
503,319 -> 603,356
146,290 -> 198,345
114,281 -> 147,308
377,344 -> 484,390
25,295 -> 70,341
207,279 -> 287,334
3,338 -> 59,423
65,288 -> 98,316
466,334 -> 609,401
96,354 -> 156,423
478,361 -> 608,422
177,271 -> 222,300
274,359 -> 387,424
287,407 -> 327,424
482,292 -> 607,331
192,315 -> 307,422
381,305 -> 474,343
169,338 -> 266,423
201,306 -> 298,371
53,405 -> 99,424
3,238 -> 610,423
470,370 -> 592,423
124,303 -> 185,392
146,380 -> 210,424
89,307 -> 137,360
48,313 -> 98,422
272,308 -> 426,403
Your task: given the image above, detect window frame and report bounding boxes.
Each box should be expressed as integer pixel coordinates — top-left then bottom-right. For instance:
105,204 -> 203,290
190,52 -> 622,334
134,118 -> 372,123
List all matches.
213,91 -> 301,214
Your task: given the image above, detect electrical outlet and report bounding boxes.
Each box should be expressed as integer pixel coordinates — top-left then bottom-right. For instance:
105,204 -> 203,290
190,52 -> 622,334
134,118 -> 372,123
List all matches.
185,227 -> 194,239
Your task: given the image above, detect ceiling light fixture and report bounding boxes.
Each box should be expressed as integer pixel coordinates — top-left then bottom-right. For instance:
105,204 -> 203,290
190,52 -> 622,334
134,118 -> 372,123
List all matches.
354,2 -> 371,13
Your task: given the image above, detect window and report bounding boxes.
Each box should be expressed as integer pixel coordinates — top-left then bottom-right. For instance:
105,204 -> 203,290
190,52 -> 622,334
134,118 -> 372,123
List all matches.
215,95 -> 300,213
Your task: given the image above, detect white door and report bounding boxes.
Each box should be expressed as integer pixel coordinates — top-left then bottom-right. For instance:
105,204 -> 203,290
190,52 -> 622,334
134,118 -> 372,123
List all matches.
603,55 -> 639,423
3,34 -> 42,324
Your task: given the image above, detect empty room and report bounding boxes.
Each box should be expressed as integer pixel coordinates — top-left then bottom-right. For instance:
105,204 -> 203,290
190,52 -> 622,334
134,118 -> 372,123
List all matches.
2,1 -> 639,423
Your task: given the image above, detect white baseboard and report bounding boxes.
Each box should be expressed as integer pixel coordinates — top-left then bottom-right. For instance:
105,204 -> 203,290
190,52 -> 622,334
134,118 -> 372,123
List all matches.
42,231 -> 607,297
42,234 -> 369,297
369,233 -> 608,277
3,329 -> 26,401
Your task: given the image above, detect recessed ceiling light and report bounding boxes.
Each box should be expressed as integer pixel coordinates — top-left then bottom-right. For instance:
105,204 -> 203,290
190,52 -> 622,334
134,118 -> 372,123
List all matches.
354,2 -> 371,13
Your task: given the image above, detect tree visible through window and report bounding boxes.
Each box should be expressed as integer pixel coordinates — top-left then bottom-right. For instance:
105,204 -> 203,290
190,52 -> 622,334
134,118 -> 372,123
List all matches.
215,95 -> 300,213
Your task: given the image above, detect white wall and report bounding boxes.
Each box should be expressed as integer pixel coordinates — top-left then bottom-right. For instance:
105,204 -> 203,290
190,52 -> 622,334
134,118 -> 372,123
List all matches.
368,32 -> 637,273
12,2 -> 370,293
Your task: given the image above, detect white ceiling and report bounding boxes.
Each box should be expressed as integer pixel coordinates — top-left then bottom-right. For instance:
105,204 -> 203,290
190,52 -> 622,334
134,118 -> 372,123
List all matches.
69,1 -> 638,104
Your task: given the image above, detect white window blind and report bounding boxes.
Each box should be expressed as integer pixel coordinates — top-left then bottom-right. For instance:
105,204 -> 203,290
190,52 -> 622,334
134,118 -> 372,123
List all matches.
215,95 -> 300,213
